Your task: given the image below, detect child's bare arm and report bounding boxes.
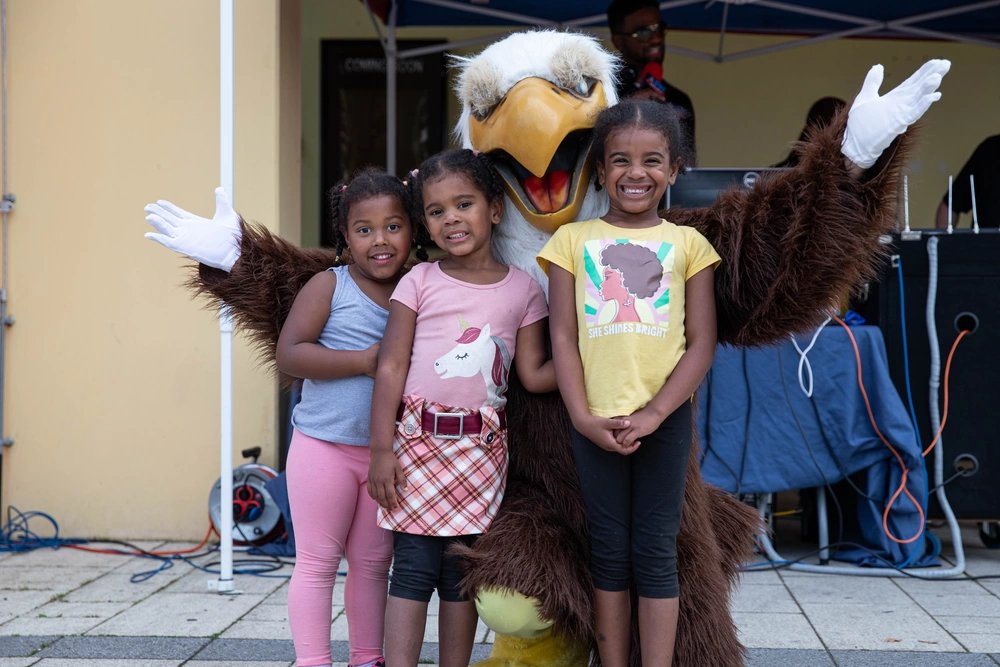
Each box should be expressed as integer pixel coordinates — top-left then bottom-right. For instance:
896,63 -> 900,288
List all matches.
367,301 -> 416,510
276,271 -> 379,380
513,319 -> 556,393
617,266 -> 717,447
548,265 -> 631,452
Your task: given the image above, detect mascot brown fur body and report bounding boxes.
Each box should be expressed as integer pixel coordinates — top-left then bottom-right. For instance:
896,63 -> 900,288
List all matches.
188,109 -> 911,666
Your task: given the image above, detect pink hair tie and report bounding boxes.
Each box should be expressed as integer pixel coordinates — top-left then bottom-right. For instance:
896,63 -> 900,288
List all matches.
339,184 -> 347,192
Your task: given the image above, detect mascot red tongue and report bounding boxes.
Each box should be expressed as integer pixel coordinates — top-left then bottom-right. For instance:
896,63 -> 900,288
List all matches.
146,29 -> 948,667
524,171 -> 569,212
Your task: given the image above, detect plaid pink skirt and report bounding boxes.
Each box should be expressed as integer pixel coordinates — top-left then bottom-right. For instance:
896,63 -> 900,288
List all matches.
377,394 -> 508,536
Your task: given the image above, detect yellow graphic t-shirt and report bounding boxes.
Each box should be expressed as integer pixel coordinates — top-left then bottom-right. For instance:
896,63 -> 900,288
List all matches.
538,218 -> 721,418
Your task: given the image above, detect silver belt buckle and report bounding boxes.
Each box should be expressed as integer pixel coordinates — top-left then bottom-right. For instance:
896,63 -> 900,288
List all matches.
433,411 -> 465,440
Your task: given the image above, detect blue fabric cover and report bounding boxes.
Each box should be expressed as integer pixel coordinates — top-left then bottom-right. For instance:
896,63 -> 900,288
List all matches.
696,325 -> 937,567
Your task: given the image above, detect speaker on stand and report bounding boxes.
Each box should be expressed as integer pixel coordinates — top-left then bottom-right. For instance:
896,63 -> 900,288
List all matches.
854,230 -> 1000,539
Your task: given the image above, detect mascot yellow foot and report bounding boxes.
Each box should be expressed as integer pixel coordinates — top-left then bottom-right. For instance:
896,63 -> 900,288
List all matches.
472,588 -> 590,667
472,631 -> 589,667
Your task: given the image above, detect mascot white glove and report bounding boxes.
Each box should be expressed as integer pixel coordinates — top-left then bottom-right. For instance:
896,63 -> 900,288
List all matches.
842,59 -> 950,169
144,187 -> 242,272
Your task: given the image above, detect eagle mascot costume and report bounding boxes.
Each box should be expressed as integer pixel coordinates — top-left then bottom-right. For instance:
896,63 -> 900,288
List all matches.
146,31 -> 948,667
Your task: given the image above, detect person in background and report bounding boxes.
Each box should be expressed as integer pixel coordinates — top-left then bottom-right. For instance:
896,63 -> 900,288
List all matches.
935,134 -> 1000,229
608,0 -> 696,163
773,96 -> 846,168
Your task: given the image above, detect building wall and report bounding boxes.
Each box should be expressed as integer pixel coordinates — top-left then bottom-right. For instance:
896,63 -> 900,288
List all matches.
0,0 -> 994,540
301,1 -> 999,245
1,0 -> 299,540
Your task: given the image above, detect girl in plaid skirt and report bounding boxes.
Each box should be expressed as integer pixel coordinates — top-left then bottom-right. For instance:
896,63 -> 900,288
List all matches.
367,149 -> 557,667
276,169 -> 414,667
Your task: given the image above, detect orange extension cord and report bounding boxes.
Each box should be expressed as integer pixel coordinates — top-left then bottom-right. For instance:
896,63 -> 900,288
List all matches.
65,522 -> 214,557
831,314 -> 968,545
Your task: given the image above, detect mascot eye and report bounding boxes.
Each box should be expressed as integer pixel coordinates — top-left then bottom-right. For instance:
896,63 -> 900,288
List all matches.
456,353 -> 469,360
573,78 -> 596,97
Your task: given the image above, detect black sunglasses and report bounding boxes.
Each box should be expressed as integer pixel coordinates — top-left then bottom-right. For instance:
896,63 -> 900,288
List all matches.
618,22 -> 665,42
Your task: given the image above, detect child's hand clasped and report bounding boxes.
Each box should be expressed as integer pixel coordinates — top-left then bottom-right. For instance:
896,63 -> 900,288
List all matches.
614,406 -> 664,450
575,413 -> 635,455
368,450 -> 407,510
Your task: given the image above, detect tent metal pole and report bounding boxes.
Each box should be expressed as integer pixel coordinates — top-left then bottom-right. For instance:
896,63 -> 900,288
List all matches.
387,2 -> 398,175
216,0 -> 235,594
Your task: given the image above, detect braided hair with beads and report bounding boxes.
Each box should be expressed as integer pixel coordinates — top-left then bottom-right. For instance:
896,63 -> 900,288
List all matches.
328,167 -> 412,263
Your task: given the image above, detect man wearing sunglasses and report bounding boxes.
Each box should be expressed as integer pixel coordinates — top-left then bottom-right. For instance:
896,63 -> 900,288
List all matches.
608,0 -> 696,161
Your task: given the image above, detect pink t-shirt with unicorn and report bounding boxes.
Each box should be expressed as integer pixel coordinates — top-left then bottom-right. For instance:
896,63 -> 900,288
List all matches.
391,261 -> 548,410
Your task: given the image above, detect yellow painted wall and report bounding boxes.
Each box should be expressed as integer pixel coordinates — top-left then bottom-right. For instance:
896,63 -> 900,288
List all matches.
1,0 -> 299,540
0,0 -> 994,541
301,1 -> 998,244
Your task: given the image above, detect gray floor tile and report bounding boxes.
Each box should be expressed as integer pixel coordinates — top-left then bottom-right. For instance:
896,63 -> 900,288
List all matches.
220,619 -> 290,640
0,591 -> 57,623
37,636 -> 206,659
954,635 -> 1000,653
938,616 -> 1000,634
165,570 -> 288,596
732,583 -> 800,613
733,612 -> 824,649
746,648 -> 836,666
86,592 -> 265,637
806,605 -> 963,651
0,568 -> 99,595
907,593 -> 1000,617
62,572 -> 172,605
0,601 -> 132,636
739,567 -> 784,585
831,649 -> 1000,665
32,661 -> 181,666
784,574 -> 912,606
0,635 -> 58,658
190,638 -> 296,662
0,658 -> 38,666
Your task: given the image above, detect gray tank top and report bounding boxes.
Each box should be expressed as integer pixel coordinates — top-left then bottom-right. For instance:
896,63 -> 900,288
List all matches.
290,265 -> 388,446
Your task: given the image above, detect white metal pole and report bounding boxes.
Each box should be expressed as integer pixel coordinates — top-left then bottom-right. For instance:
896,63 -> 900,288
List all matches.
386,2 -> 397,175
217,0 -> 235,593
947,175 -> 954,234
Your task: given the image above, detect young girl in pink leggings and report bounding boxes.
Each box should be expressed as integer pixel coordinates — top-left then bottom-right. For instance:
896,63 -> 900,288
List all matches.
276,168 -> 415,667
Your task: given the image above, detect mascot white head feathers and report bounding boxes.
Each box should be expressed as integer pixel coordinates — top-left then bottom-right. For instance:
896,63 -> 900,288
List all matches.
451,31 -> 619,289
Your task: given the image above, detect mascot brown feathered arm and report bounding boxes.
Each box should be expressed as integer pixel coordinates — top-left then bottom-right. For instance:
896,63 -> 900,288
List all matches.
670,109 -> 904,347
193,220 -> 337,362
144,187 -> 338,364
669,59 -> 949,347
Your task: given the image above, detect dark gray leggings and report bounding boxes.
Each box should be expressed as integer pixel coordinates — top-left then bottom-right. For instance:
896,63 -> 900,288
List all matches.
571,400 -> 692,598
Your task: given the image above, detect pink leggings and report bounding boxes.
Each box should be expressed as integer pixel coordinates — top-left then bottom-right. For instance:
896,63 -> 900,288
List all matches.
286,429 -> 392,667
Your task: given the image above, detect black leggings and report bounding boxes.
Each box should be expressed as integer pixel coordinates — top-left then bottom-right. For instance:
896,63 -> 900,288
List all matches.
571,400 -> 692,599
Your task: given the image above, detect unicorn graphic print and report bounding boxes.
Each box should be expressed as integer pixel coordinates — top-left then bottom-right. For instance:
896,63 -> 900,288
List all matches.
434,323 -> 512,409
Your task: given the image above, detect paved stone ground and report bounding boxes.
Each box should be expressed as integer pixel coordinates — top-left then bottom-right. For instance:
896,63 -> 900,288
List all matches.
2,522 -> 1000,665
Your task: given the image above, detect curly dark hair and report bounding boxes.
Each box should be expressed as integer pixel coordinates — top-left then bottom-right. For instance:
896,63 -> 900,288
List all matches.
406,149 -> 505,234
327,167 -> 411,259
591,98 -> 691,188
601,242 -> 663,299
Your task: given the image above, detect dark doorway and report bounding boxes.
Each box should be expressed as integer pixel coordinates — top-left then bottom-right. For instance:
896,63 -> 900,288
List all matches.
319,39 -> 447,247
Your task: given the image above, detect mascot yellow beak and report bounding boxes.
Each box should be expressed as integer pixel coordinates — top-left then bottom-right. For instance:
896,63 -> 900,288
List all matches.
469,77 -> 607,235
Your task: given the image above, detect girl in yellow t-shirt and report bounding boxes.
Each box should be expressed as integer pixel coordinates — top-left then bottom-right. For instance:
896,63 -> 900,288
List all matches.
538,98 -> 720,667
